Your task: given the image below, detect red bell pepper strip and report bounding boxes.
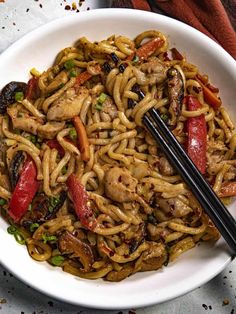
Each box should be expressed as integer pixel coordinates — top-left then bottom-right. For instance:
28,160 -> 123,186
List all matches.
46,139 -> 65,157
170,48 -> 184,60
186,95 -> 207,175
67,174 -> 97,230
72,116 -> 90,162
136,37 -> 164,60
8,157 -> 39,223
127,37 -> 164,61
195,75 -> 221,109
218,181 -> 236,197
25,77 -> 39,101
74,64 -> 101,91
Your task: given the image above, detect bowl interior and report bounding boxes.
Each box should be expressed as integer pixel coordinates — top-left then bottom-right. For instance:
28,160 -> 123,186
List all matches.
0,9 -> 235,310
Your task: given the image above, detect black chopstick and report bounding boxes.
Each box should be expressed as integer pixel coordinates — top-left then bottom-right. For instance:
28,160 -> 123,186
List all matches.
143,110 -> 236,254
149,108 -> 236,234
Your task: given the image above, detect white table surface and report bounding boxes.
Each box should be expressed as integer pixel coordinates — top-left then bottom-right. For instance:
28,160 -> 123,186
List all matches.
0,1 -> 236,313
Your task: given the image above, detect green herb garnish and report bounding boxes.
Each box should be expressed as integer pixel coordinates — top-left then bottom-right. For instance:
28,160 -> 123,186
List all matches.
69,128 -> 77,141
69,69 -> 77,78
98,92 -> 107,104
29,223 -> 39,233
42,234 -> 57,244
132,55 -> 139,64
50,255 -> 65,266
0,198 -> 6,206
94,103 -> 103,111
59,83 -> 65,89
14,233 -> 26,245
14,91 -> 24,102
64,59 -> 75,70
7,225 -> 18,235
7,225 -> 26,245
160,113 -> 169,123
61,166 -> 67,175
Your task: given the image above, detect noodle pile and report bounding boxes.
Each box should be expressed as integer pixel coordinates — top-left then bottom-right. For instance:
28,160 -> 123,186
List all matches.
0,30 -> 235,282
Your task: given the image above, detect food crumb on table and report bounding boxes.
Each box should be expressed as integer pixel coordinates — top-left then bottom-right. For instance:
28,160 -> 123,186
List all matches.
222,298 -> 230,305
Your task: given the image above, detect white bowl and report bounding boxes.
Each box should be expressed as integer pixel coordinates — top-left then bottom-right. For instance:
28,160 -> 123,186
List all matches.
0,8 -> 236,310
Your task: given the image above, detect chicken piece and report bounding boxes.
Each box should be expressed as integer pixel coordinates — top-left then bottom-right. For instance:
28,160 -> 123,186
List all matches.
140,242 -> 167,271
147,223 -> 170,241
7,105 -> 41,134
58,230 -> 94,272
159,156 -> 175,176
7,105 -> 65,139
166,67 -> 184,126
99,96 -> 118,122
104,167 -> 153,213
157,197 -> 192,218
104,167 -> 138,203
37,121 -> 65,139
139,57 -> 167,85
47,87 -> 89,121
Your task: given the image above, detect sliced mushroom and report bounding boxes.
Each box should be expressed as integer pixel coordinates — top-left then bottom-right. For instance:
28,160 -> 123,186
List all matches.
0,81 -> 27,114
166,67 -> 184,126
21,191 -> 67,226
58,230 -> 94,272
9,151 -> 26,188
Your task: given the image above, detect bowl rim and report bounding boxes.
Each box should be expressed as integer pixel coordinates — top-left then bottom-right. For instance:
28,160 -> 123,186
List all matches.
0,8 -> 235,310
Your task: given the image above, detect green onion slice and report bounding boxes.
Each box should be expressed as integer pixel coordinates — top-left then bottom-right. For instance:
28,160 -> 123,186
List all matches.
64,59 -> 75,70
50,255 -> 65,266
94,103 -> 103,111
98,92 -> 107,104
14,91 -> 24,102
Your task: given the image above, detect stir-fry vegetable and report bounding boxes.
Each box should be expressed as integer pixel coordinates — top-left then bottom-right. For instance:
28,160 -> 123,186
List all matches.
25,76 -> 38,100
195,75 -> 221,109
129,37 -> 164,61
72,116 -> 90,161
8,157 -> 39,222
186,95 -> 207,174
67,174 -> 97,230
219,181 -> 236,197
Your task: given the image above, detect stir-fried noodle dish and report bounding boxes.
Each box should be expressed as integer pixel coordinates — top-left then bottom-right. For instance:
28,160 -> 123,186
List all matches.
0,30 -> 235,281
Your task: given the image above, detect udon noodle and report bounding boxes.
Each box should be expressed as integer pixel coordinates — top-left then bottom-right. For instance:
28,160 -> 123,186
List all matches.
0,30 -> 235,281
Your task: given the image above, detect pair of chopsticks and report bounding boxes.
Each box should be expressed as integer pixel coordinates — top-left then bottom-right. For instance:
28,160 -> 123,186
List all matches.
142,107 -> 236,254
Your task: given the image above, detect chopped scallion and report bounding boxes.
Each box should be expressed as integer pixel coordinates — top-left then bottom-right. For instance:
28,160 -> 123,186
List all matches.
69,128 -> 77,141
160,113 -> 169,123
14,232 -> 26,245
94,103 -> 103,111
69,69 -> 77,78
61,166 -> 67,175
0,198 -> 6,206
59,83 -> 65,89
132,55 -> 139,64
42,234 -> 57,244
7,225 -> 18,235
50,255 -> 65,266
64,59 -> 75,70
7,225 -> 26,245
14,92 -> 24,102
98,92 -> 107,104
29,223 -> 39,233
